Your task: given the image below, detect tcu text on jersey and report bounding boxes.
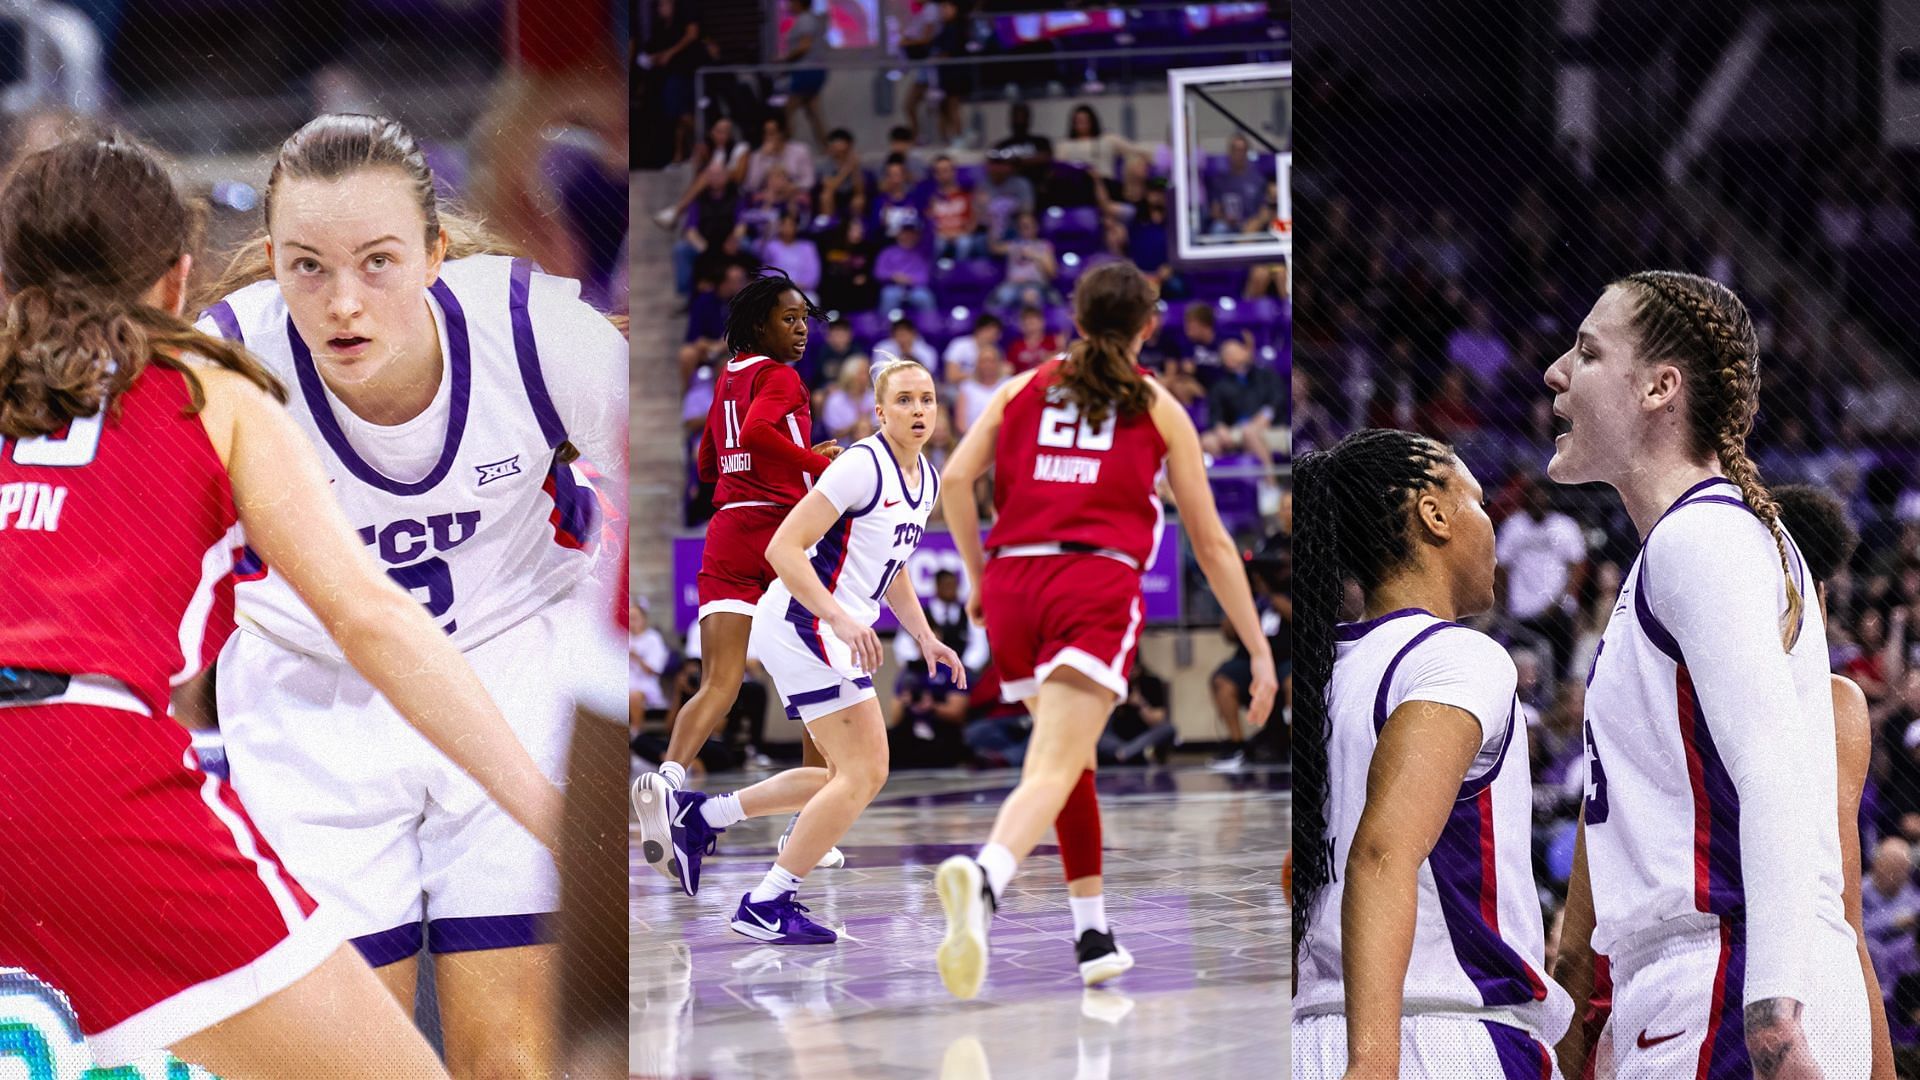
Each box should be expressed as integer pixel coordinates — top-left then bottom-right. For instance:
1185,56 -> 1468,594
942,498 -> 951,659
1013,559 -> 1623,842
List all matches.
355,511 -> 482,625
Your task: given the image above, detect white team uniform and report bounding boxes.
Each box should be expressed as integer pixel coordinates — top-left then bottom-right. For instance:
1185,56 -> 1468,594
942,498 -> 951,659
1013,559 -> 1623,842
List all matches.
1294,609 -> 1572,1080
751,434 -> 938,724
1582,477 -> 1868,1077
200,255 -> 626,960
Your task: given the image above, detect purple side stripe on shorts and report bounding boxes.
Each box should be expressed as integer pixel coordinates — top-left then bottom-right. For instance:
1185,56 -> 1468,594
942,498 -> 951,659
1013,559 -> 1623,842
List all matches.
352,921 -> 424,967
1481,1021 -> 1551,1080
427,912 -> 547,953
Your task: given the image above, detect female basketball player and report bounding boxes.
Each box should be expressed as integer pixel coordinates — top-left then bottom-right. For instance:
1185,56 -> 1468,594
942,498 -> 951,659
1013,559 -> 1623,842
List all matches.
929,262 -> 1278,999
653,360 -> 967,944
195,114 -> 625,1077
634,267 -> 850,878
1288,429 -> 1571,1078
0,134 -> 560,1078
1544,272 -> 1869,1078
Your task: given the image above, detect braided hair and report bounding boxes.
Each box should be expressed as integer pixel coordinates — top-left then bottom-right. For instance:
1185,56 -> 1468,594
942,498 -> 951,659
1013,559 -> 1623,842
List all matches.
1613,270 -> 1802,649
1292,428 -> 1452,951
723,267 -> 825,356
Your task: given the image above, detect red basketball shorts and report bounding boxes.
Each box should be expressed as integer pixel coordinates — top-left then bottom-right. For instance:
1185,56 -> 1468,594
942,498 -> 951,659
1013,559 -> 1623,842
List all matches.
982,553 -> 1145,702
0,702 -> 339,1066
697,503 -> 792,620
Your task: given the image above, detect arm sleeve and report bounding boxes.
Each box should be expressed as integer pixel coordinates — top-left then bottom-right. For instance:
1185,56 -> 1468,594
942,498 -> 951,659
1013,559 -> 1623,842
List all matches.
1386,628 -> 1517,768
1645,506 -> 1822,1005
811,444 -> 881,514
741,367 -> 834,476
529,270 -> 628,473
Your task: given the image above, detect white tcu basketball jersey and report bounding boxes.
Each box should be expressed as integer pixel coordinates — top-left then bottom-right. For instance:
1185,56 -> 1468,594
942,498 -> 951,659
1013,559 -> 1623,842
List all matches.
1581,477 -> 1848,1003
200,255 -> 607,659
761,433 -> 938,637
1296,608 -> 1572,1044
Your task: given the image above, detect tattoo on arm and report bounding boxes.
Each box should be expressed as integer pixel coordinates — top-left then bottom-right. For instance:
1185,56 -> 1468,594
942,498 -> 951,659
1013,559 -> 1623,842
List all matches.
1743,997 -> 1803,1078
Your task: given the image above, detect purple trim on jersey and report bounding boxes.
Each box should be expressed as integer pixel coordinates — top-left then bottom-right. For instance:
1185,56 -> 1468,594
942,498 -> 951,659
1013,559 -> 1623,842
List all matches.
876,433 -> 929,509
1631,560 -> 1684,665
1429,789 -> 1549,1008
1481,1021 -> 1552,1080
427,912 -> 547,953
1682,667 -> 1747,921
351,921 -> 423,967
845,444 -> 884,517
1457,701 -> 1518,801
544,458 -> 598,550
286,279 -> 472,496
1336,607 -> 1432,642
508,257 -> 567,450
1702,924 -> 1751,1078
202,300 -> 243,344
1371,621 -> 1459,733
233,544 -> 268,582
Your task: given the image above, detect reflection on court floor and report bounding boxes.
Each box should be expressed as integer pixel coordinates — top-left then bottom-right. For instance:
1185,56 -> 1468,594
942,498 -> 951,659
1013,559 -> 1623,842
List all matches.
631,766 -> 1290,1079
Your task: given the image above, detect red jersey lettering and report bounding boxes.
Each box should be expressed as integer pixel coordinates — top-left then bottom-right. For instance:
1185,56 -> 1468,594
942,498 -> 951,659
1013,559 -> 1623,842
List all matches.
699,353 -> 831,507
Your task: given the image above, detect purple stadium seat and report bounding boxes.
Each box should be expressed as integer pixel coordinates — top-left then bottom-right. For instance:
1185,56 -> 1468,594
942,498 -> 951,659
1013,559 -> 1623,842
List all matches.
956,164 -> 984,189
848,309 -> 891,348
911,308 -> 952,350
1042,206 -> 1102,253
933,257 -> 1001,309
1207,457 -> 1263,535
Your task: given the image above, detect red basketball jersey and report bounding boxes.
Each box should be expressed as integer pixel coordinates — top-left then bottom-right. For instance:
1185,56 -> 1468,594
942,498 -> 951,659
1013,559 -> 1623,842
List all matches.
701,353 -> 820,508
987,357 -> 1167,568
0,366 -> 240,717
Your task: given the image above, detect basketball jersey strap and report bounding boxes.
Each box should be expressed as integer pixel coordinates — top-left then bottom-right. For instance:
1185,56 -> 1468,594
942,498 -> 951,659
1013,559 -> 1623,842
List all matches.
508,257 -> 568,450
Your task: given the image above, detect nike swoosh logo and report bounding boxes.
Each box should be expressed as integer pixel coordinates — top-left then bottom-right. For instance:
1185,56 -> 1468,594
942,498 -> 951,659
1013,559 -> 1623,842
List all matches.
884,499 -> 901,508
672,800 -> 693,828
1636,1029 -> 1684,1049
750,906 -> 781,931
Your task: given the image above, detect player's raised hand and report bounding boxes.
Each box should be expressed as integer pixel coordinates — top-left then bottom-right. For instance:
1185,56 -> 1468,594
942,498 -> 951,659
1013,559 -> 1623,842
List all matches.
812,440 -> 845,461
827,610 -> 884,673
920,637 -> 969,690
1246,652 -> 1279,730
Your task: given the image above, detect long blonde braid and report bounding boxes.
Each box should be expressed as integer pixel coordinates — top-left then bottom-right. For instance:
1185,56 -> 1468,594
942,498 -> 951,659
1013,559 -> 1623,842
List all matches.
1617,270 -> 1803,650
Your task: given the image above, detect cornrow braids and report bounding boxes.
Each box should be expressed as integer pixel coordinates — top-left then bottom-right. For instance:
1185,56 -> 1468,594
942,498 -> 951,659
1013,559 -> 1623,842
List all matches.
723,266 -> 825,356
1614,270 -> 1802,649
1291,428 -> 1452,954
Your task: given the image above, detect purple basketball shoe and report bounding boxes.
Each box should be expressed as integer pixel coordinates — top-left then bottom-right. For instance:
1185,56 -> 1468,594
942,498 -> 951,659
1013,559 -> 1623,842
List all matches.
668,789 -> 723,897
729,892 -> 838,945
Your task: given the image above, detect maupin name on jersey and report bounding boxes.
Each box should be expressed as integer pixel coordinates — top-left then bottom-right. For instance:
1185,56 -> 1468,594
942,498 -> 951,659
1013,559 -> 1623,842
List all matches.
0,482 -> 67,531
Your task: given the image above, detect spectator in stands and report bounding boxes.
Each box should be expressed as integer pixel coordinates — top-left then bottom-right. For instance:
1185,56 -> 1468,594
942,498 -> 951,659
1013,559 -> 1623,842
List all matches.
995,101 -> 1052,178
1290,368 -> 1340,457
1059,103 -> 1148,185
641,0 -> 702,165
1128,184 -> 1181,298
977,151 -> 1034,241
739,114 -> 816,196
885,125 -> 926,183
743,164 -> 811,236
1863,836 -> 1920,1007
778,0 -> 830,147
760,213 -> 820,298
987,211 -> 1061,311
874,157 -> 923,239
820,354 -> 875,441
1201,338 -> 1281,482
812,317 -> 859,393
926,155 -> 983,259
1183,303 -> 1224,372
941,312 -> 1001,385
876,222 -> 936,313
1099,664 -> 1175,766
673,169 -> 741,297
1085,217 -> 1132,273
1209,571 -> 1282,771
1415,366 -> 1482,442
1154,345 -> 1207,424
1847,606 -> 1900,706
1029,139 -> 1098,212
896,569 -> 989,677
1004,305 -> 1060,374
1411,205 -> 1473,281
817,127 -> 868,223
1102,154 -> 1153,226
1246,255 -> 1288,301
928,0 -> 974,145
1445,300 -> 1512,391
1494,473 -> 1588,681
655,116 -> 744,234
819,217 -> 878,314
885,317 -> 939,370
629,598 -> 671,728
678,263 -> 747,385
897,1 -> 941,144
1206,134 -> 1269,236
888,666 -> 970,769
954,343 -> 1008,434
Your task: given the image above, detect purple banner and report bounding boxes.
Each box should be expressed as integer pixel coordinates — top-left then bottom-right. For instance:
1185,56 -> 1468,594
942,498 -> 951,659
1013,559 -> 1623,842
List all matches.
670,526 -> 1183,635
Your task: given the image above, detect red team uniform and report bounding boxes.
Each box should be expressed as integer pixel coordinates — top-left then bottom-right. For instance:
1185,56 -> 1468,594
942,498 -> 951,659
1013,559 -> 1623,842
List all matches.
983,358 -> 1167,701
695,353 -> 832,619
0,368 -> 332,1064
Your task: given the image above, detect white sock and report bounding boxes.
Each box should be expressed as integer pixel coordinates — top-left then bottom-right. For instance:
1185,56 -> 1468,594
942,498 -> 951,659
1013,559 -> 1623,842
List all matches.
749,865 -> 805,904
976,843 -> 1016,903
1070,894 -> 1108,937
701,793 -> 745,829
659,761 -> 688,789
